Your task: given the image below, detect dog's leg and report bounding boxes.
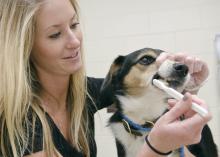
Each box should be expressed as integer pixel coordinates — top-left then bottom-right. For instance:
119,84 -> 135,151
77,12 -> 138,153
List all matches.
115,139 -> 126,157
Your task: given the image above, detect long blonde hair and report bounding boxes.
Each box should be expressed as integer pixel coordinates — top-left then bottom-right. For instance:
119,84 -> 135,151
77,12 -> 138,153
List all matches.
0,0 -> 89,157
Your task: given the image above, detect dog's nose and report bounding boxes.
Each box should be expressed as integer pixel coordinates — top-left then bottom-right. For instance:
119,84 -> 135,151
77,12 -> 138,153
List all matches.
173,63 -> 189,77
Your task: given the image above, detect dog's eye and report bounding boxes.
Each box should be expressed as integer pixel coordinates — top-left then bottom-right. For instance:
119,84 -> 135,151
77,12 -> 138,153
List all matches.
139,56 -> 155,65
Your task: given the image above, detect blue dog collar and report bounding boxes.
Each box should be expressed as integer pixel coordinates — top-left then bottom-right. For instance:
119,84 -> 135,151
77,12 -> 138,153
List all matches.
121,114 -> 153,132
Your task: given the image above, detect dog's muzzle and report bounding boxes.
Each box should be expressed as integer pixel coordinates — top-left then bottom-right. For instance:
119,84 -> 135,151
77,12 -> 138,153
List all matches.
152,60 -> 189,88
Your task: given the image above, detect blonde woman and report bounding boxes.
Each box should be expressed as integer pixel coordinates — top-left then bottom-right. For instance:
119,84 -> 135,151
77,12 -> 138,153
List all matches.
0,0 -> 212,157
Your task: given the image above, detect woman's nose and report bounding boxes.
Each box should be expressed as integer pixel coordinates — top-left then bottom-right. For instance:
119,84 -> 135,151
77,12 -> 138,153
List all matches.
66,30 -> 81,49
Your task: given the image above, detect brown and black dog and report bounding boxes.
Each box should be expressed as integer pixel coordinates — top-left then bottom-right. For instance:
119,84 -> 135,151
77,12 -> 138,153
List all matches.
100,48 -> 218,157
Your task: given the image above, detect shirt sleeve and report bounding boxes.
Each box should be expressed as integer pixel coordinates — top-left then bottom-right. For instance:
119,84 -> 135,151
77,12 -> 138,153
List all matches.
87,77 -> 113,113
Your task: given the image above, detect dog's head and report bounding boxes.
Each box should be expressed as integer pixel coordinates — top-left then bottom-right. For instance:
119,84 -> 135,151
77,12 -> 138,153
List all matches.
100,48 -> 191,120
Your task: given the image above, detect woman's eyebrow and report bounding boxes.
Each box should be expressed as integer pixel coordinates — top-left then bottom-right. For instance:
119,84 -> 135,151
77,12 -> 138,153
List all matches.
45,14 -> 77,31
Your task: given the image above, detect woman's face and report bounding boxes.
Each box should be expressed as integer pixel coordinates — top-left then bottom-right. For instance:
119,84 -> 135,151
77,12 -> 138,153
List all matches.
32,0 -> 82,77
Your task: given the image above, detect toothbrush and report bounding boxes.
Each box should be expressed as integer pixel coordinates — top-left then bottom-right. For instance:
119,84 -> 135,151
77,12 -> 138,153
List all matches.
153,79 -> 208,117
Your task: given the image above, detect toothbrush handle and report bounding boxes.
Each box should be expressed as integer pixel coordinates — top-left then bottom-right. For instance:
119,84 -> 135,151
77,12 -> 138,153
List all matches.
165,88 -> 208,117
165,88 -> 183,100
191,103 -> 208,117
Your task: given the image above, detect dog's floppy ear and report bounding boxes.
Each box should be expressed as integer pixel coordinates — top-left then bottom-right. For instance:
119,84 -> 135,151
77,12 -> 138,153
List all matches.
102,55 -> 125,90
99,55 -> 125,104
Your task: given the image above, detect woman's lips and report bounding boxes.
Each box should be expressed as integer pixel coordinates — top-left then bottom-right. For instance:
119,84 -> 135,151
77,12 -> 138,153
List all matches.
63,51 -> 79,59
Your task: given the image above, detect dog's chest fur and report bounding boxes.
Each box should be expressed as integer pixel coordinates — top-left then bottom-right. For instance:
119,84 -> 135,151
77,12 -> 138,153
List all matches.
110,123 -> 146,157
109,93 -> 182,157
117,87 -> 167,123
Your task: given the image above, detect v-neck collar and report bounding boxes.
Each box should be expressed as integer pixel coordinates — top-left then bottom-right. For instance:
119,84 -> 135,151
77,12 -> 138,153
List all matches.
46,113 -> 84,157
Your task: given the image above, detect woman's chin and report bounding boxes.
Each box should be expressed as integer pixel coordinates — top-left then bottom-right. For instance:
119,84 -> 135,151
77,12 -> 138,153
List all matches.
67,62 -> 83,74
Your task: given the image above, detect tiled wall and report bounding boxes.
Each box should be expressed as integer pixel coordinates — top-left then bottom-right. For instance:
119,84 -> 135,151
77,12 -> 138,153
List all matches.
78,0 -> 220,156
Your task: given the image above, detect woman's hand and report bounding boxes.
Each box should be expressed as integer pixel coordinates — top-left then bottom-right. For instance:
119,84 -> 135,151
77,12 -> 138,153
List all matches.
136,93 -> 211,157
156,52 -> 209,92
147,93 -> 212,154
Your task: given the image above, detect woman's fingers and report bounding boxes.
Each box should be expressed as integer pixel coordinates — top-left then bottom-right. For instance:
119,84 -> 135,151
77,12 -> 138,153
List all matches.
156,52 -> 169,66
185,56 -> 196,74
194,58 -> 203,73
162,93 -> 193,123
172,52 -> 188,63
168,95 -> 210,118
178,110 -> 211,145
167,99 -> 177,110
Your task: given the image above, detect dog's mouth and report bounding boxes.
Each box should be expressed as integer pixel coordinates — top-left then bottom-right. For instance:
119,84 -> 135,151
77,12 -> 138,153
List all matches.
152,72 -> 187,90
152,61 -> 190,90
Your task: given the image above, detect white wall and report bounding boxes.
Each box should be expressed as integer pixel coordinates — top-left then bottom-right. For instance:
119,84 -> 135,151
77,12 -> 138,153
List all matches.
78,0 -> 220,156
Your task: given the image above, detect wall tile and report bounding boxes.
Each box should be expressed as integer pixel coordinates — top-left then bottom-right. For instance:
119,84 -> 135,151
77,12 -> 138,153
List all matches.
149,8 -> 201,33
200,2 -> 220,28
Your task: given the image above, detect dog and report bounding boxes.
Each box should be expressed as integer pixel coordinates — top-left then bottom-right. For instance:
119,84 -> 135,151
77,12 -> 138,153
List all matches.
100,48 -> 218,157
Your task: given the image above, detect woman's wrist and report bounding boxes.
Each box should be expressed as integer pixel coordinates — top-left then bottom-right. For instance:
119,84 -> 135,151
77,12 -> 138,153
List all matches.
136,135 -> 172,157
136,142 -> 162,157
145,135 -> 172,156
146,133 -> 170,154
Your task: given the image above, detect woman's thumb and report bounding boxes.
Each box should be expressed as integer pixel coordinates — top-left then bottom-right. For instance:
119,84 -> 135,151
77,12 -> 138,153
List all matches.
163,93 -> 192,123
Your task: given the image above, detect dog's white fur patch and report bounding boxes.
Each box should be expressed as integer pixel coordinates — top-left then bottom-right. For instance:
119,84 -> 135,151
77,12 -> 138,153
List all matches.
158,60 -> 174,78
110,123 -> 145,157
117,87 -> 167,124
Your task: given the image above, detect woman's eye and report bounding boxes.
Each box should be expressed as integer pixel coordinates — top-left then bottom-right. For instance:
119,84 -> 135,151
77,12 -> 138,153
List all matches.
49,32 -> 61,39
139,56 -> 155,65
71,22 -> 80,30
